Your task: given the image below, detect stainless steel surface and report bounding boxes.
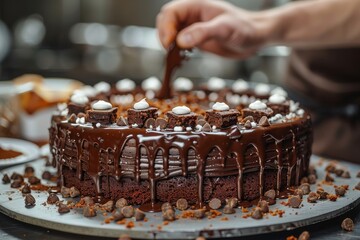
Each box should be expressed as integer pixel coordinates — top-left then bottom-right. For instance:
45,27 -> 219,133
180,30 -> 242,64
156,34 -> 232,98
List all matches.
0,156 -> 360,239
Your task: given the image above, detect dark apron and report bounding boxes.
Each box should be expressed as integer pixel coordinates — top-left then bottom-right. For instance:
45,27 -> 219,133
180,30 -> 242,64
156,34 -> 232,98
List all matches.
285,48 -> 360,163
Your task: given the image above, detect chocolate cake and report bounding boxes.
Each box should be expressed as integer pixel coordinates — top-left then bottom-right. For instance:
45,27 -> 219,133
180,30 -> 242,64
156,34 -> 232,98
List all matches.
49,43 -> 312,211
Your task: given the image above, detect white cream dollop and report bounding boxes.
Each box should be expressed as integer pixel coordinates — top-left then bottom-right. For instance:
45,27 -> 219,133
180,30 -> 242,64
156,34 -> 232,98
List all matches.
133,98 -> 149,110
173,77 -> 194,91
212,102 -> 230,111
271,87 -> 288,97
249,100 -> 267,110
116,78 -> 136,92
141,76 -> 162,91
94,81 -> 111,93
269,94 -> 286,104
172,105 -> 191,115
71,93 -> 89,105
208,77 -> 226,91
232,79 -> 249,93
92,100 -> 112,110
254,83 -> 271,96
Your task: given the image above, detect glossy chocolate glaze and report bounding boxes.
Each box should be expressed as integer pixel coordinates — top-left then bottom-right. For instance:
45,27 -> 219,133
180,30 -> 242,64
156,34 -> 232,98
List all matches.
49,113 -> 312,211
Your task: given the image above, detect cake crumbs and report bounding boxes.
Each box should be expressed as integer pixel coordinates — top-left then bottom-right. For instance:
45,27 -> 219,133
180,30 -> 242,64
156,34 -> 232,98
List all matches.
220,217 -> 229,221
126,221 -> 135,229
116,219 -> 127,225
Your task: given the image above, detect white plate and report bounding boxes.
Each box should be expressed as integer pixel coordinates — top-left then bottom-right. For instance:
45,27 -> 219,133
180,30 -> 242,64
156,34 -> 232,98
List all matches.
0,156 -> 360,239
0,138 -> 40,167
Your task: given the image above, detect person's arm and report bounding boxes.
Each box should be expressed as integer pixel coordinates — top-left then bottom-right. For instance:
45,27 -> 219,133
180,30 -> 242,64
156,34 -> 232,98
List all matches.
156,0 -> 360,58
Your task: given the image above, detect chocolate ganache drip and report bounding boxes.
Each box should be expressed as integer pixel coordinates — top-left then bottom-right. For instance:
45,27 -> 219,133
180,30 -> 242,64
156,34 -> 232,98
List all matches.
157,42 -> 187,99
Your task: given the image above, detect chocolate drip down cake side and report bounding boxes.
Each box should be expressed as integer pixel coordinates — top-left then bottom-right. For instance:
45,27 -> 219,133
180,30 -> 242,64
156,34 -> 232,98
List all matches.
49,76 -> 313,211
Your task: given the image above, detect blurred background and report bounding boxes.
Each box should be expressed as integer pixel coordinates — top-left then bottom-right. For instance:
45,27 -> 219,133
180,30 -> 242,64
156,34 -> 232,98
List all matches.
0,0 -> 290,85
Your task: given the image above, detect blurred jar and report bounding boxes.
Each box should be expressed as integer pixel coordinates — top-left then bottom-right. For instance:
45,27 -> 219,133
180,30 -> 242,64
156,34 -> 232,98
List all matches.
0,82 -> 21,138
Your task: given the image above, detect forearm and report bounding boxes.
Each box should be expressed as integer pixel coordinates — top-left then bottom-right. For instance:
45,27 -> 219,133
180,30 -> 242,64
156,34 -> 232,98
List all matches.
258,0 -> 360,48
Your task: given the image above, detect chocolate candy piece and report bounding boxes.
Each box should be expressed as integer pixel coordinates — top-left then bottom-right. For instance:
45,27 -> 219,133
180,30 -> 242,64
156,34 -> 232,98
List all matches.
341,218 -> 354,231
69,186 -> 80,198
267,101 -> 290,115
258,116 -> 270,127
144,118 -> 156,129
317,188 -> 329,199
21,184 -> 31,194
58,203 -> 70,214
112,209 -> 125,221
355,182 -> 360,190
223,205 -> 235,214
83,206 -> 97,217
293,189 -> 304,199
298,183 -> 310,195
116,116 -> 128,126
116,198 -> 128,209
307,192 -> 319,203
28,176 -> 41,185
264,189 -> 276,200
308,174 -> 317,184
166,111 -> 197,129
257,200 -> 269,213
335,186 -> 346,197
196,119 -> 207,126
208,198 -> 222,210
11,173 -> 23,182
68,113 -> 77,123
127,107 -> 158,128
161,202 -> 173,213
201,123 -> 211,132
24,166 -> 34,176
335,168 -> 344,177
225,197 -> 238,208
194,209 -> 206,219
102,200 -> 114,212
341,171 -> 351,178
68,102 -> 90,116
24,194 -> 36,207
244,120 -> 252,129
155,118 -> 168,130
121,205 -> 134,218
87,107 -> 118,125
11,180 -> 22,188
298,231 -> 310,240
134,208 -> 146,221
82,196 -> 95,206
176,198 -> 188,211
47,193 -> 59,204
41,171 -> 52,180
241,107 -> 273,123
325,173 -> 334,182
205,109 -> 239,128
300,177 -> 309,184
61,186 -> 71,198
163,208 -> 176,221
251,207 -> 263,219
2,174 -> 10,184
288,195 -> 302,208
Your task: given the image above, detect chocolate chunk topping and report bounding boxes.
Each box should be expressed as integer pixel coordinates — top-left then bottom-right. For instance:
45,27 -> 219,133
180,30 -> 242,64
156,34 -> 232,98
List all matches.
325,173 -> 334,182
10,180 -> 22,188
258,116 -> 270,127
144,118 -> 156,129
335,186 -> 346,197
176,198 -> 188,211
47,193 -> 59,204
209,198 -> 222,210
308,174 -> 317,184
134,208 -> 146,221
298,231 -> 310,240
24,166 -> 34,175
41,171 -> 52,180
162,208 -> 176,221
24,194 -> 36,207
115,198 -> 128,209
251,207 -> 263,219
201,123 -> 211,132
166,111 -> 197,128
341,218 -> 354,231
112,209 -> 125,221
21,184 -> 31,194
69,186 -> 80,198
11,173 -> 23,182
341,171 -> 351,178
83,206 -> 97,217
194,208 -> 206,219
205,109 -> 239,128
225,197 -> 238,208
155,118 -> 167,129
102,200 -> 114,212
58,203 -> 70,214
88,107 -> 118,125
335,169 -> 344,177
28,176 -> 41,185
307,192 -> 319,203
121,205 -> 134,218
61,186 -> 71,198
317,188 -> 329,200
257,200 -> 269,213
264,189 -> 276,200
223,205 -> 236,214
288,195 -> 302,208
2,174 -> 10,184
244,120 -> 252,129
299,183 -> 310,195
116,116 -> 128,126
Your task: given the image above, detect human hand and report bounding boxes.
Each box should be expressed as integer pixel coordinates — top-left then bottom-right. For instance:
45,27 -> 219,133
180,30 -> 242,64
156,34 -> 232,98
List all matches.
156,0 -> 275,58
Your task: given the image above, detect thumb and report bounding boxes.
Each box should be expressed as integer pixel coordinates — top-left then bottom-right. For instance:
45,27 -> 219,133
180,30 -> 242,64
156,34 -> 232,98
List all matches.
177,18 -> 231,48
